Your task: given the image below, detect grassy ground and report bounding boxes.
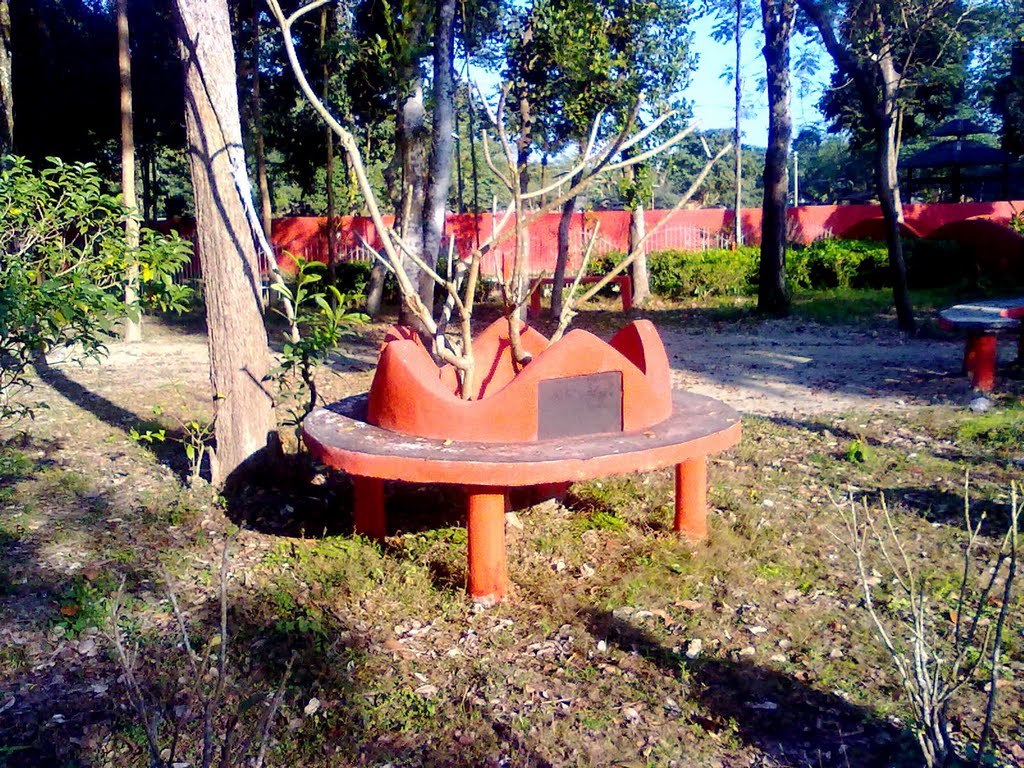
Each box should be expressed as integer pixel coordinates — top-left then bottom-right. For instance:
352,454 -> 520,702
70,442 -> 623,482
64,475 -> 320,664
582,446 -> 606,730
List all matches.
0,297 -> 1022,768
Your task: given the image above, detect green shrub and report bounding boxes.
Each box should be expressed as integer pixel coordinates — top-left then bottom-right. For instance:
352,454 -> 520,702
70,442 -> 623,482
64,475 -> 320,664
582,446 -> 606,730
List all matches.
647,246 -> 759,299
0,156 -> 193,423
788,239 -> 889,290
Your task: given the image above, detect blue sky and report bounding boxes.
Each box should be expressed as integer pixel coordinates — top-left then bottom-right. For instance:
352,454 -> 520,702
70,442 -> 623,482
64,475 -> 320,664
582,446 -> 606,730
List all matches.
683,15 -> 830,148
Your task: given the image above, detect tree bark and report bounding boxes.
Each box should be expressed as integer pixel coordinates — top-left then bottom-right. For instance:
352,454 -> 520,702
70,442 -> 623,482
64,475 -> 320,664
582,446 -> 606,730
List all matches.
757,0 -> 793,317
0,0 -> 12,151
174,0 -> 275,487
550,189 -> 578,317
422,0 -> 457,287
618,162 -> 651,303
875,26 -> 914,333
395,81 -> 431,326
118,0 -> 142,342
628,188 -> 650,305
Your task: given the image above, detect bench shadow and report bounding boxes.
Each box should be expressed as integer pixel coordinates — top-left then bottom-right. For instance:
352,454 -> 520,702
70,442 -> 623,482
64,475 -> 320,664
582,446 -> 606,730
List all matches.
582,608 -> 919,767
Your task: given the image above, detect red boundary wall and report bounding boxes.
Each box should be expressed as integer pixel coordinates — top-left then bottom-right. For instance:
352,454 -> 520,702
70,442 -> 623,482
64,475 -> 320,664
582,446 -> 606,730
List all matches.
161,200 -> 1024,280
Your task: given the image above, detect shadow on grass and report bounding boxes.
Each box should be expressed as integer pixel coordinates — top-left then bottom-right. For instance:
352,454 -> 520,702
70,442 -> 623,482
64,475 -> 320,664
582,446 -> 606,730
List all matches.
1,554 -> 554,767
583,608 -> 920,768
0,440 -> 166,767
31,361 -> 197,484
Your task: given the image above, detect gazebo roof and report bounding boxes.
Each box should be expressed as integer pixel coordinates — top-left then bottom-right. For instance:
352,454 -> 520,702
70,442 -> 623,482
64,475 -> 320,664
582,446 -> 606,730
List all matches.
903,139 -> 1014,169
931,118 -> 990,138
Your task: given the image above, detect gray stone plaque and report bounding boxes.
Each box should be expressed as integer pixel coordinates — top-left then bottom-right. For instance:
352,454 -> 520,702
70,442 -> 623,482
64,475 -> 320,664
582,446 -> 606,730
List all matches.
537,371 -> 623,440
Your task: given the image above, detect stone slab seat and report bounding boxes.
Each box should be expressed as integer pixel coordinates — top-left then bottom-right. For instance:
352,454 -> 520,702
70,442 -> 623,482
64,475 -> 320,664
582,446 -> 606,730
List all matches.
938,297 -> 1024,391
366,318 -> 673,443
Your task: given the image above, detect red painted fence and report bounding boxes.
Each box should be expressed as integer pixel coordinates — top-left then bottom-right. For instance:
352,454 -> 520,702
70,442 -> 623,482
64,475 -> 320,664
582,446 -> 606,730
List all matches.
163,200 -> 1024,281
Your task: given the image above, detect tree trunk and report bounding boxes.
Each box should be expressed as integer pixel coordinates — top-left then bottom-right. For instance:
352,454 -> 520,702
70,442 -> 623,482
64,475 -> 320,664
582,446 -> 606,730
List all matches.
733,0 -> 744,248
876,115 -> 914,333
0,0 -> 12,151
551,178 -> 580,318
422,0 -> 457,287
796,0 -> 915,333
467,83 -> 481,243
174,0 -> 275,488
757,0 -> 793,317
395,81 -> 431,326
628,193 -> 650,305
118,0 -> 142,342
876,39 -> 915,334
622,160 -> 647,305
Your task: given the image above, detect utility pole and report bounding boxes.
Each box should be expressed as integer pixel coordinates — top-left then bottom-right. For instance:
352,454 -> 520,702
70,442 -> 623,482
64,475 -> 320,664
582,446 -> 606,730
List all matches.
792,149 -> 799,206
733,0 -> 743,247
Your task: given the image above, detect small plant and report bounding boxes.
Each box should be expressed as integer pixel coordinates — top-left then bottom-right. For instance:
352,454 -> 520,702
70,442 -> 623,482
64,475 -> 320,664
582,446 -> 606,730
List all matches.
268,256 -> 367,433
832,480 -> 1019,768
54,570 -> 118,636
583,509 -> 629,532
1008,203 -> 1024,237
845,438 -> 872,464
130,405 -> 214,485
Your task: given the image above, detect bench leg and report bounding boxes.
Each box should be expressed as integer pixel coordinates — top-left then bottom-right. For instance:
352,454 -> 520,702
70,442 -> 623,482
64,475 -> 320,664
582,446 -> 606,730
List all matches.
621,275 -> 633,312
352,477 -> 386,541
674,458 -> 708,540
466,487 -> 508,606
964,333 -> 997,391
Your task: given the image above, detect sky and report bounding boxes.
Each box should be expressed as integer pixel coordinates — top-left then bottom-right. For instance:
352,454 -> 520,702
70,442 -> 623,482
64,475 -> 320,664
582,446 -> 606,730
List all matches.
468,14 -> 834,150
683,15 -> 831,148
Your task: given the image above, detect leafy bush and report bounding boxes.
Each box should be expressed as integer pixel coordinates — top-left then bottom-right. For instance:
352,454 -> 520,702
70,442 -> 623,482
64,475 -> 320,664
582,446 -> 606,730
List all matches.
647,246 -> 759,298
0,156 -> 193,423
788,239 -> 889,290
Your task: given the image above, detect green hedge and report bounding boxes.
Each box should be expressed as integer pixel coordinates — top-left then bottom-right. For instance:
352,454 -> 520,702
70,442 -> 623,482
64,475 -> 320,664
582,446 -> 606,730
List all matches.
640,237 -> 976,299
647,246 -> 760,298
788,239 -> 889,290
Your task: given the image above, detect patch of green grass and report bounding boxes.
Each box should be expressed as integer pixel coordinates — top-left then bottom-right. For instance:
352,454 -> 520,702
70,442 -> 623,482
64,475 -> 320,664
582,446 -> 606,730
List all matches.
574,509 -> 628,533
361,687 -> 438,733
956,403 -> 1024,451
138,490 -> 205,527
0,446 -> 34,484
399,526 -> 466,559
53,570 -> 118,636
788,287 -> 958,325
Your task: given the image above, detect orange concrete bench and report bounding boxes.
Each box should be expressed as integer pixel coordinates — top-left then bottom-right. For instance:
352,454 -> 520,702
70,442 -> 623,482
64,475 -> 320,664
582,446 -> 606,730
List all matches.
528,274 -> 633,317
303,390 -> 740,605
938,298 -> 1024,390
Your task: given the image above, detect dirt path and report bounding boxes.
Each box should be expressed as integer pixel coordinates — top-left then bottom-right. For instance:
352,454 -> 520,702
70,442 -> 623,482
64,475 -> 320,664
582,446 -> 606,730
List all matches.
660,319 -> 985,415
53,316 -> 988,420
